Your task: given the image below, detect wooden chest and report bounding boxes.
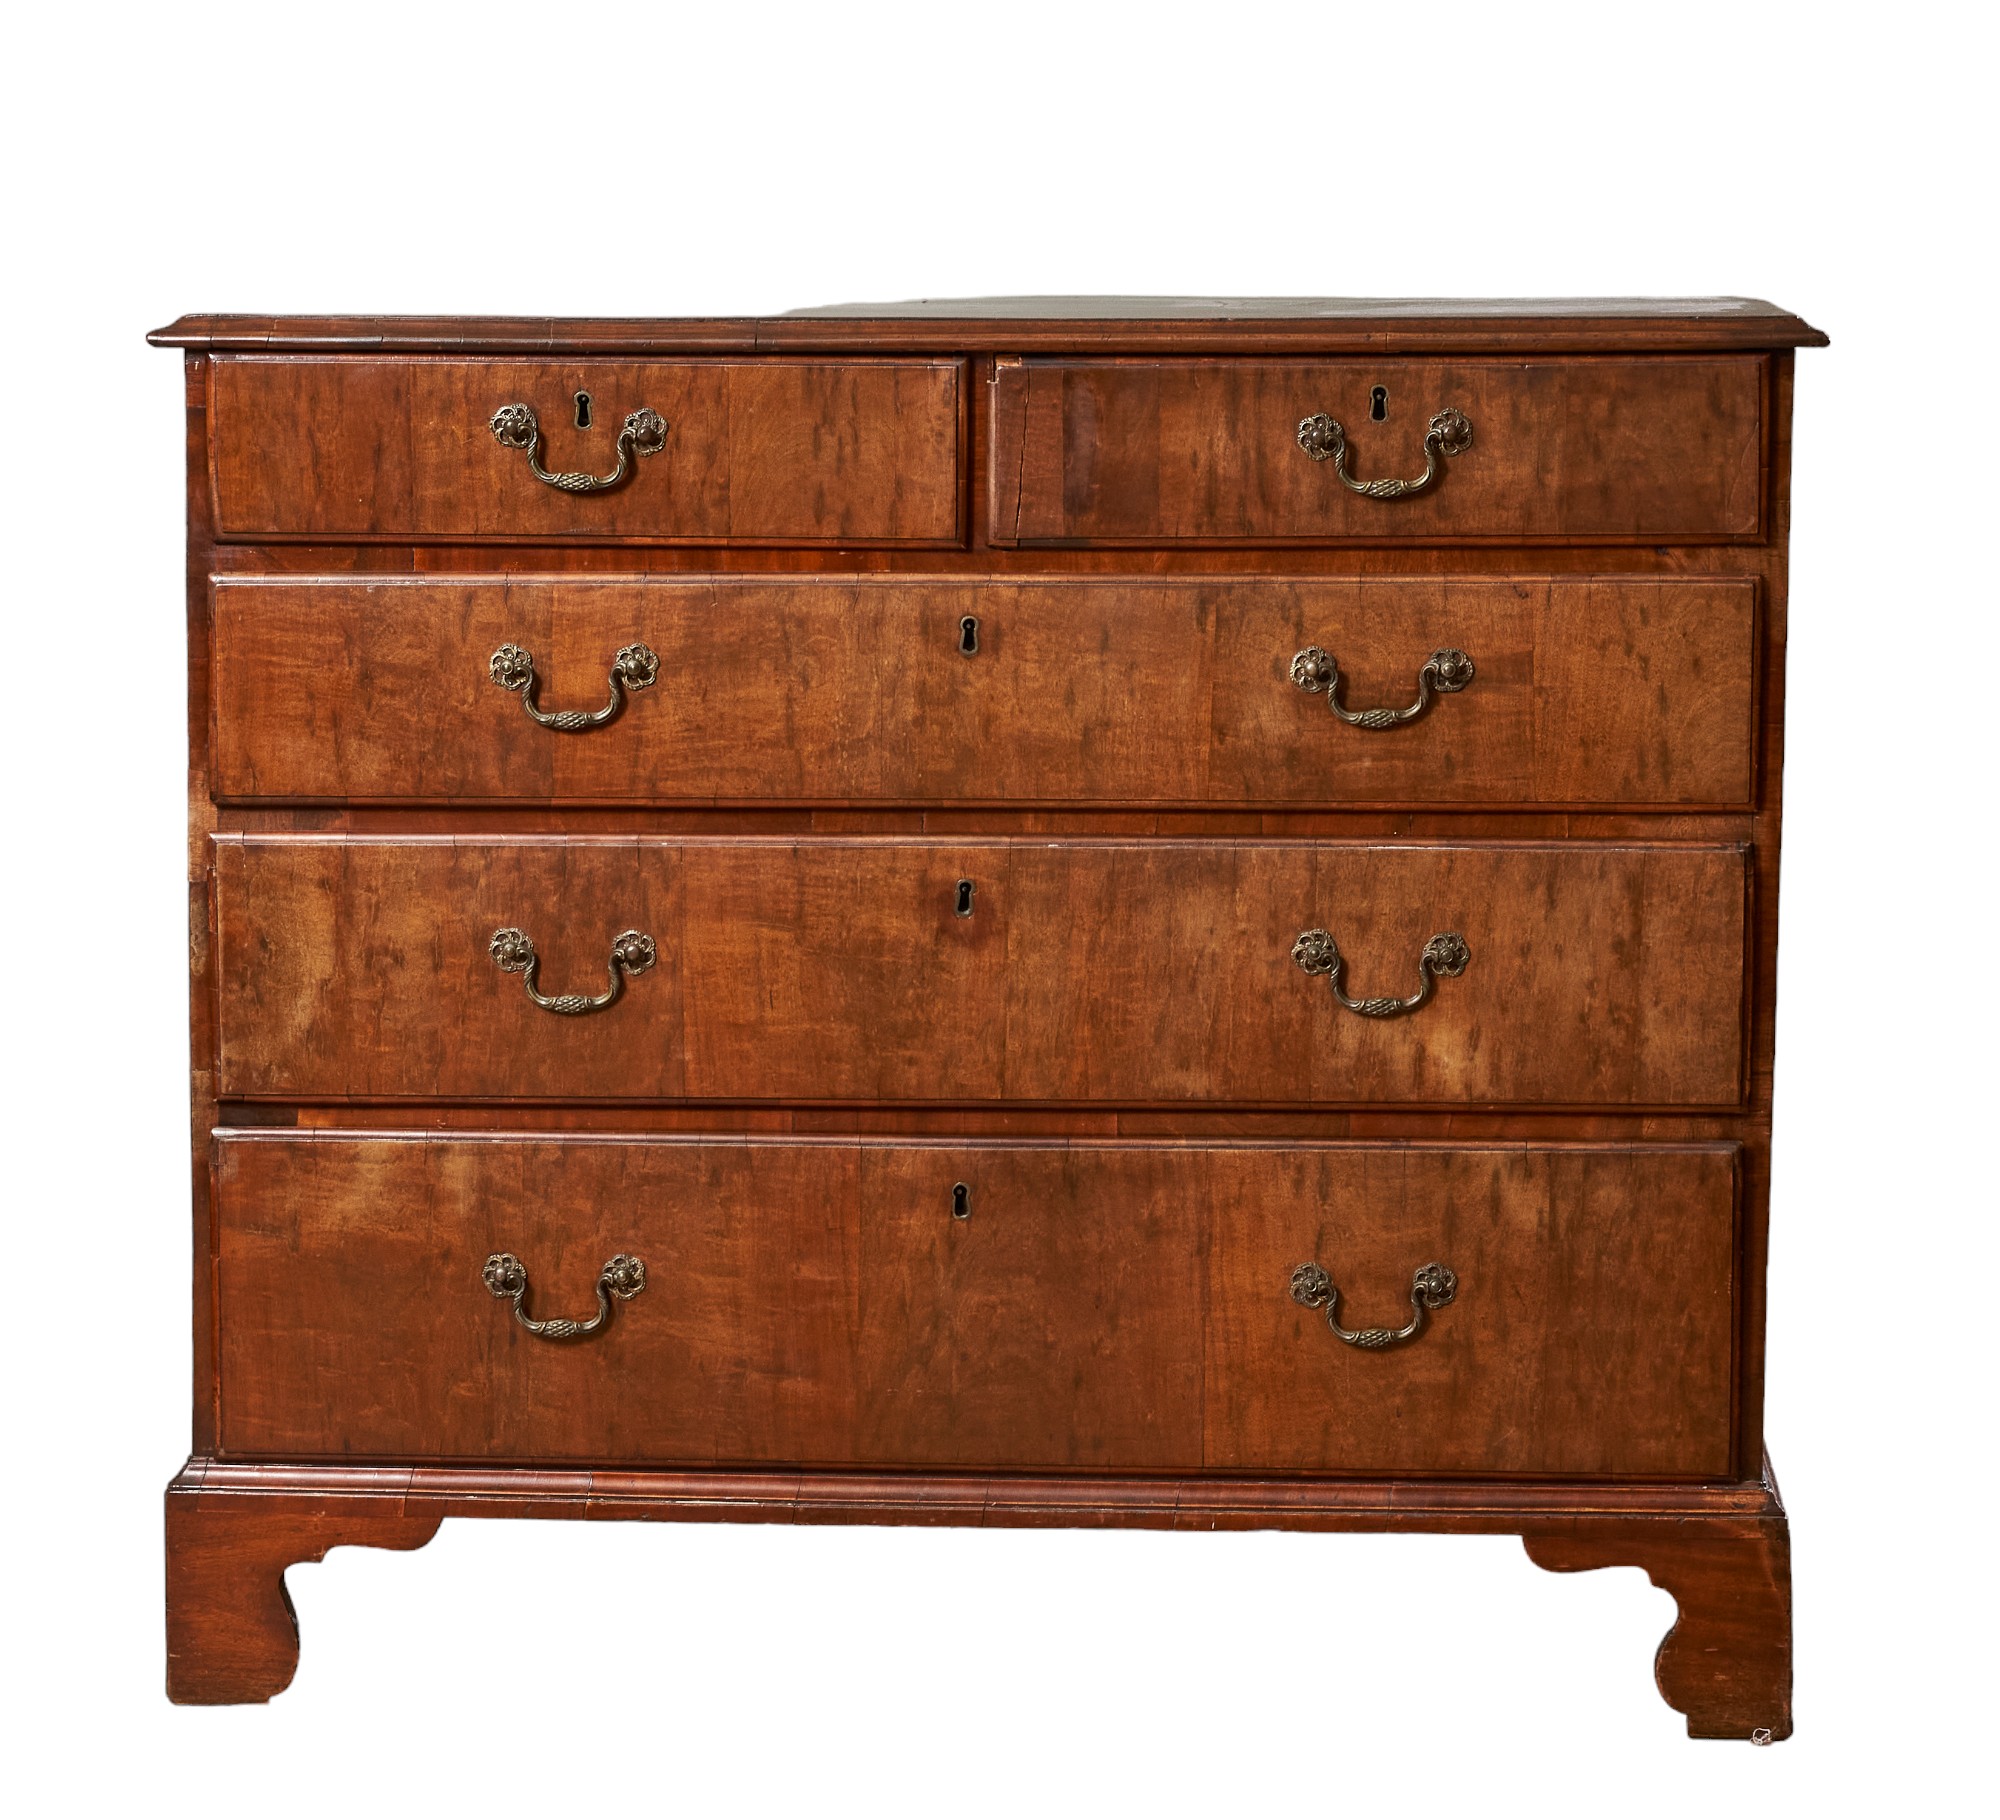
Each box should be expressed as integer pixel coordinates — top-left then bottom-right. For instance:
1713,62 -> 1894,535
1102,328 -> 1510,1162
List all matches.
154,297 -> 1824,1737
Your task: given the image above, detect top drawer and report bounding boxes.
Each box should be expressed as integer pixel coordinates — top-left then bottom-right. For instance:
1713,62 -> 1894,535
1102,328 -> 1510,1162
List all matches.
990,356 -> 1767,545
207,356 -> 965,544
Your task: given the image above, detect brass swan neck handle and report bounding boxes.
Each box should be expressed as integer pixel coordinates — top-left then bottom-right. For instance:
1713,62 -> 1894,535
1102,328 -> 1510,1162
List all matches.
483,1252 -> 647,1341
1295,407 -> 1472,499
489,402 -> 668,493
1292,929 -> 1469,1019
489,927 -> 657,1016
489,641 -> 660,731
1289,1261 -> 1458,1350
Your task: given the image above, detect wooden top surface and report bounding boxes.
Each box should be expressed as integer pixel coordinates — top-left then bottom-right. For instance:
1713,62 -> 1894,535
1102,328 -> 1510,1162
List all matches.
150,296 -> 1827,354
789,294 -> 1809,320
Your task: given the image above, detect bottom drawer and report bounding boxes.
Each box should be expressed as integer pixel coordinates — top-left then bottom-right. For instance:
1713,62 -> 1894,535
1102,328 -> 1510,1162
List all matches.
214,1135 -> 1738,1477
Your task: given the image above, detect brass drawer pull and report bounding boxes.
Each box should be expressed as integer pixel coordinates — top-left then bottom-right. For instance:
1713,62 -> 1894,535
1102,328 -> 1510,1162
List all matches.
1289,1260 -> 1457,1350
489,641 -> 660,731
488,402 -> 668,493
1292,929 -> 1469,1018
1291,645 -> 1474,728
489,927 -> 657,1016
483,1251 -> 647,1341
1295,407 -> 1472,499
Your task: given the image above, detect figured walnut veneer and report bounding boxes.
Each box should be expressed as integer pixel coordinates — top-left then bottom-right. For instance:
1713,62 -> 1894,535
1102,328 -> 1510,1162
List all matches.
208,356 -> 964,544
211,837 -> 1748,1107
212,1135 -> 1737,1477
211,576 -> 1758,809
156,299 -> 1817,1737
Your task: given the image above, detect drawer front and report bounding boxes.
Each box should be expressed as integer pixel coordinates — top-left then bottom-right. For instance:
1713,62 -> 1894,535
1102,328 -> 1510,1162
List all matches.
214,1135 -> 1736,1478
208,356 -> 963,543
212,837 -> 1747,1106
990,357 -> 1766,544
212,575 -> 1757,809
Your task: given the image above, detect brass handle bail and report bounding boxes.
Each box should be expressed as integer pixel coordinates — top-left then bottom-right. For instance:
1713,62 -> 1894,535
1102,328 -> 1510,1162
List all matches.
489,402 -> 667,493
1291,929 -> 1469,1019
483,1252 -> 647,1341
489,641 -> 660,731
1295,406 -> 1472,499
1290,646 -> 1474,729
1289,1260 -> 1458,1349
489,927 -> 658,1016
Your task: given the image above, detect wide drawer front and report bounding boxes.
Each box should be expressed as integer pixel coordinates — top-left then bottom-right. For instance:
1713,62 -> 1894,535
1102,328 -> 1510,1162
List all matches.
212,575 -> 1757,808
207,356 -> 964,543
214,1135 -> 1738,1476
990,357 -> 1766,543
211,837 -> 1747,1106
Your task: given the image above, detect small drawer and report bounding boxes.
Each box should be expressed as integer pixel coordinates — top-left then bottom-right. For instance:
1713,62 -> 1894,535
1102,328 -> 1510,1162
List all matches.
213,1134 -> 1737,1478
989,356 -> 1766,544
207,355 -> 964,543
211,836 -> 1748,1107
211,574 -> 1757,809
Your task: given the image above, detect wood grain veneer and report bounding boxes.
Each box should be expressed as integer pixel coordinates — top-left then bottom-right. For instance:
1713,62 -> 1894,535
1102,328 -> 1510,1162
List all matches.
208,356 -> 964,544
991,357 -> 1767,544
213,1134 -> 1736,1478
211,575 -> 1758,809
158,299 -> 1819,1739
210,836 -> 1749,1107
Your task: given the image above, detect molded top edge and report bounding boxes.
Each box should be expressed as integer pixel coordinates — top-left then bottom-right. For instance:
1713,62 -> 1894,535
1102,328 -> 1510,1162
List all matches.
149,296 -> 1828,352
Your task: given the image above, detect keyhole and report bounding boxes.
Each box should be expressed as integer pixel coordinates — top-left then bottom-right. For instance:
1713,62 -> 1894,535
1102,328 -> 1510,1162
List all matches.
1370,386 -> 1388,422
951,1182 -> 972,1220
959,615 -> 980,656
954,879 -> 975,918
574,391 -> 593,429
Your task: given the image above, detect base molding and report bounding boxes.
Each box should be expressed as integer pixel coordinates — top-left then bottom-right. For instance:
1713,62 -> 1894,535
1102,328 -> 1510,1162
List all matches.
172,1457 -> 1783,1528
166,1456 -> 1790,1733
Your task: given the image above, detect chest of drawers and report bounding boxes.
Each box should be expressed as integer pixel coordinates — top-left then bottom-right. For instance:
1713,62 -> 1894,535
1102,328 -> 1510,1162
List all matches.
154,297 -> 1824,1737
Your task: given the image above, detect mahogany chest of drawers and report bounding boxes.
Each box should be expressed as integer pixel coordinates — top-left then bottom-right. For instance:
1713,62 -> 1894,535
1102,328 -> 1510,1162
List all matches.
153,297 -> 1825,1736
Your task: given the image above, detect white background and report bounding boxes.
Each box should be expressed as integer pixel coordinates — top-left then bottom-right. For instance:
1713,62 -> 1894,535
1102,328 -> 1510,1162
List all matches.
2,1 -> 1992,1812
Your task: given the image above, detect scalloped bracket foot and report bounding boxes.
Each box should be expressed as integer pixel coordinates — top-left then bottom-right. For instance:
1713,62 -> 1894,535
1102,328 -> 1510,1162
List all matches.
165,1469 -> 441,1704
1523,1509 -> 1792,1741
